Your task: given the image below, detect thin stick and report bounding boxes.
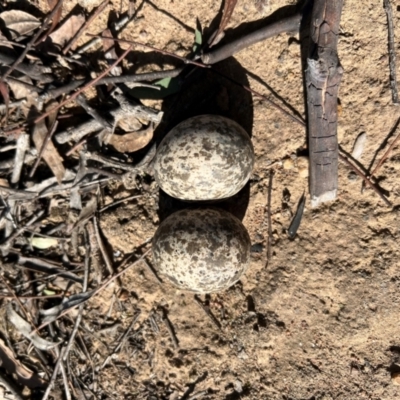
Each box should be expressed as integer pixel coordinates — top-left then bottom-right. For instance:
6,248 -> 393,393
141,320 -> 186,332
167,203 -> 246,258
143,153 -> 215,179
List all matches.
44,69 -> 181,100
0,375 -> 23,400
63,229 -> 90,361
1,0 -> 64,80
194,295 -> 222,330
267,170 -> 273,262
161,308 -> 179,349
0,99 -> 26,112
93,216 -> 115,277
0,274 -> 38,330
34,45 -> 133,125
29,120 -> 59,178
211,68 -> 305,126
338,152 -> 392,207
99,195 -> 142,213
0,210 -> 45,248
0,294 -> 63,299
41,346 -> 67,400
99,311 -> 141,369
36,248 -> 151,332
63,0 -> 109,55
76,94 -> 112,130
384,0 -> 399,104
369,122 -> 400,179
87,34 -> 209,68
142,259 -> 163,284
202,12 -> 302,64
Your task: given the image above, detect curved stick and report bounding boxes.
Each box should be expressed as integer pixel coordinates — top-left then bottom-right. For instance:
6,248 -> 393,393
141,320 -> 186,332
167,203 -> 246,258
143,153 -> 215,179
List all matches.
201,13 -> 302,65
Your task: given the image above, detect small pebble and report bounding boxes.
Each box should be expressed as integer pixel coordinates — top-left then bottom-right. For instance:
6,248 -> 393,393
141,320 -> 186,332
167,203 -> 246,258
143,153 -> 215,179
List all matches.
283,158 -> 295,170
347,171 -> 358,181
298,167 -> 308,178
296,156 -> 309,178
351,132 -> 367,160
233,379 -> 243,393
238,350 -> 249,360
251,243 -> 264,253
78,0 -> 103,8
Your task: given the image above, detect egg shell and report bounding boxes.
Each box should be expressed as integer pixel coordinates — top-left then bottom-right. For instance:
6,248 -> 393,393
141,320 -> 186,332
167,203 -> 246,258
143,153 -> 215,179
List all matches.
154,115 -> 254,201
152,208 -> 251,294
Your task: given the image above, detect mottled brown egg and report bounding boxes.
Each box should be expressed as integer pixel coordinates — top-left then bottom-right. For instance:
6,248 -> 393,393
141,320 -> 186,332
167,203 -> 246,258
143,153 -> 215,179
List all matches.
154,115 -> 254,201
152,208 -> 251,294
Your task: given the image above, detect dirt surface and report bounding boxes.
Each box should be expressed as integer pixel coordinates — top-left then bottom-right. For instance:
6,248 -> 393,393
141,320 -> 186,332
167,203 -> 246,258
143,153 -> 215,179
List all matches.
2,0 -> 400,399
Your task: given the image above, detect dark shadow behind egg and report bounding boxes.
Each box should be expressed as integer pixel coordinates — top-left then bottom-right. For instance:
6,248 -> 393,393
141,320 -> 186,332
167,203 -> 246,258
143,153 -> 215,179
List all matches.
155,57 -> 254,222
158,182 -> 251,223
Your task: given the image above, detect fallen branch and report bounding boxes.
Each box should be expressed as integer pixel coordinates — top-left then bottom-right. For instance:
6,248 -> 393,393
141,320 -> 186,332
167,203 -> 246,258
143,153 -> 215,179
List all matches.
87,34 -> 209,68
44,69 -> 180,100
55,99 -> 162,144
202,12 -> 302,64
306,0 -> 344,207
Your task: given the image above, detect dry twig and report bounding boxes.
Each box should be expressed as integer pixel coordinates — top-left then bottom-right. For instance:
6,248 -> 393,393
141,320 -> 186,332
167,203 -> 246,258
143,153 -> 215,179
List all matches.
87,34 -> 209,68
63,0 -> 110,54
41,346 -> 67,400
63,228 -> 90,362
194,295 -> 222,330
383,0 -> 399,104
203,12 -> 302,64
1,0 -> 63,80
266,170 -> 273,263
369,118 -> 400,179
36,248 -> 151,332
161,307 -> 179,349
29,120 -> 59,178
338,151 -> 392,207
34,45 -> 134,125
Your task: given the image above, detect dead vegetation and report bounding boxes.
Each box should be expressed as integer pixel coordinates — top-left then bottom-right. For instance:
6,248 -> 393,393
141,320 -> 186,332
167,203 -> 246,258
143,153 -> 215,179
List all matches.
0,0 -> 399,399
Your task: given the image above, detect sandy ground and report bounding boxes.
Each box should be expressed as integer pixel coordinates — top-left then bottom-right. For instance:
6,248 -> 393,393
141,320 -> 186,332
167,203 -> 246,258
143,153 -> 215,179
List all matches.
5,0 -> 400,399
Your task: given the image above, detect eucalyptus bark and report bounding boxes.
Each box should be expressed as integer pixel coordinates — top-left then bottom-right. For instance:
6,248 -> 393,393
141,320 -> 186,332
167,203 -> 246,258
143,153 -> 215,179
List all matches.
306,0 -> 343,207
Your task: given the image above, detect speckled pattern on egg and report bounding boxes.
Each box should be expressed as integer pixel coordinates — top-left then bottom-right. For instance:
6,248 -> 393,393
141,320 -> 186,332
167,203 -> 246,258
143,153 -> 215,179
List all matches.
154,115 -> 254,201
152,208 -> 251,294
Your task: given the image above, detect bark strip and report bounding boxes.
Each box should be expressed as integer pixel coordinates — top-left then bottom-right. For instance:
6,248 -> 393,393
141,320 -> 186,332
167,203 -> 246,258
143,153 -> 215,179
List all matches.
306,0 -> 343,207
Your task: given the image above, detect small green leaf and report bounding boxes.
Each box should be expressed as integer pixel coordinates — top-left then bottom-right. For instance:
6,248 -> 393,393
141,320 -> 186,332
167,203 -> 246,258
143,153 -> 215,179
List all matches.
155,77 -> 172,89
195,27 -> 202,46
193,26 -> 203,53
43,289 -> 56,296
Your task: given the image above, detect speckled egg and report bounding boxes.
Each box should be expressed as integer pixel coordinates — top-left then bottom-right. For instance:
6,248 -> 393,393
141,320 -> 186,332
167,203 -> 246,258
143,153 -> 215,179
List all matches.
152,208 -> 251,294
154,115 -> 254,201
